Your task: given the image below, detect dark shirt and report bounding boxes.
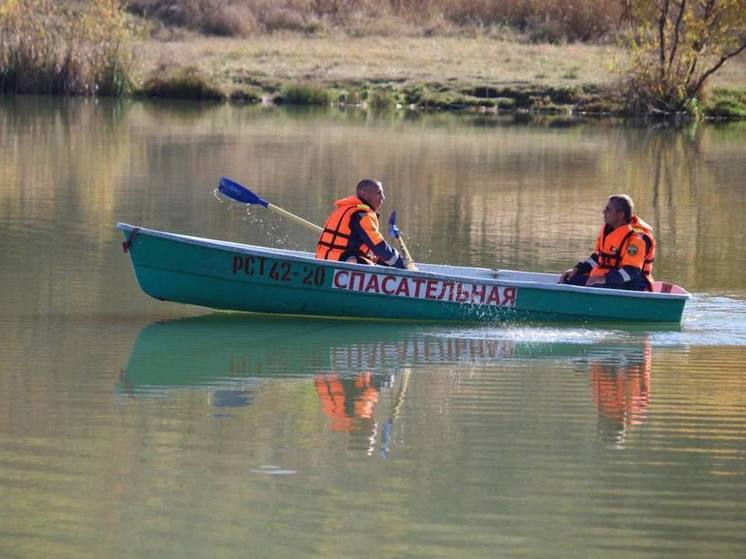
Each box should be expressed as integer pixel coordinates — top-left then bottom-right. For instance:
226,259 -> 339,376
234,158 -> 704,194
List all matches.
347,212 -> 405,268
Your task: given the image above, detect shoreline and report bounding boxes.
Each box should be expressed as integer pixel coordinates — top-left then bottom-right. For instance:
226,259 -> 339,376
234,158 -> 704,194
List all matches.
4,31 -> 746,119
130,35 -> 746,119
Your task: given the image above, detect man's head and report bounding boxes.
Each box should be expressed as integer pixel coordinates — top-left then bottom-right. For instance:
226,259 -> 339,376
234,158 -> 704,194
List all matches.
356,179 -> 385,212
603,194 -> 634,228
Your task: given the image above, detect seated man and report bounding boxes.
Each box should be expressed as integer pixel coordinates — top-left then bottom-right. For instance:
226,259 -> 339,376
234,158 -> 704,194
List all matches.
316,179 -> 406,269
559,194 -> 655,291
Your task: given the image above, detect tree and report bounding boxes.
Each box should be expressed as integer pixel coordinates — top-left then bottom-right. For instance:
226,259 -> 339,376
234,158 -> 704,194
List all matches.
624,0 -> 746,115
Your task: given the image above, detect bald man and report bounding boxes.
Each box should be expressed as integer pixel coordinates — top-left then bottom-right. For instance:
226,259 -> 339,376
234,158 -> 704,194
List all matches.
315,179 -> 406,269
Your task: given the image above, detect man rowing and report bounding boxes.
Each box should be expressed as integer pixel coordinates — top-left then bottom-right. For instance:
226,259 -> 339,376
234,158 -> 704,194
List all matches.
315,179 -> 407,269
559,194 -> 656,291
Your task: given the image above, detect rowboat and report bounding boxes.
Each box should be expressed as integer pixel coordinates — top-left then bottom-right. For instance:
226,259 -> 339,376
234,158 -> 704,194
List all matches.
117,223 -> 689,322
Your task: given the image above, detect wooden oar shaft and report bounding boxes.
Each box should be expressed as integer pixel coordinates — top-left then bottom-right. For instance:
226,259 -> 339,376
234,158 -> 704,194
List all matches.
395,237 -> 417,271
267,204 -> 323,233
227,182 -> 417,271
270,202 -> 415,271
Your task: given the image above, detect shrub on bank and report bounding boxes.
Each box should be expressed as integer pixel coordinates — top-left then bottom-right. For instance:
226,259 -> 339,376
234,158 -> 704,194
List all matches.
706,89 -> 746,120
276,82 -> 331,105
620,1 -> 746,117
229,85 -> 262,103
367,88 -> 397,110
127,0 -> 253,36
138,65 -> 226,100
0,0 -> 134,95
125,0 -> 625,42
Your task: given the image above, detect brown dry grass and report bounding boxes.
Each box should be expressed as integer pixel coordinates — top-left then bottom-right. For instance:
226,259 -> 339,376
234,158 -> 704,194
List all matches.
126,0 -> 626,42
136,34 -> 746,93
0,0 -> 134,95
4,0 -> 744,106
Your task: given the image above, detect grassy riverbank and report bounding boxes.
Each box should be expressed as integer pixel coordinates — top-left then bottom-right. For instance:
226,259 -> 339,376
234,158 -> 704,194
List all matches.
2,1 -> 745,117
133,33 -> 746,116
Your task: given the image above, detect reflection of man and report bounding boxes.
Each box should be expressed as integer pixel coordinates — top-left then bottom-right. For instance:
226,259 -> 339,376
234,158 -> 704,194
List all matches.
590,343 -> 652,445
314,372 -> 380,432
314,372 -> 388,454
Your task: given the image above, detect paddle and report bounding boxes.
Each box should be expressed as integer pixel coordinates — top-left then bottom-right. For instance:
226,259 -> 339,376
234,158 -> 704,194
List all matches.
387,211 -> 418,271
220,176 -> 416,271
218,176 -> 322,233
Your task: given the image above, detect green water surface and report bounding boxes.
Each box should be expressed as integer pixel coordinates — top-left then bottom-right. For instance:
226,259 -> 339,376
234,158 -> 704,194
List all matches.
1,97 -> 745,558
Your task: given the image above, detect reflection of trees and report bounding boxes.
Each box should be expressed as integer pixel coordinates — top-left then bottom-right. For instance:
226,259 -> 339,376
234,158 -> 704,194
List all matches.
619,123 -> 746,290
0,97 -> 131,231
11,306 -> 746,556
3,99 -> 744,302
413,119 -> 745,291
1,96 -> 137,317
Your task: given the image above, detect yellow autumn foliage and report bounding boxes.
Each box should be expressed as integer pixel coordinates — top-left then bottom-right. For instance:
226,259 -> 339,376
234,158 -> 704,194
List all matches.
0,0 -> 135,95
623,0 -> 746,115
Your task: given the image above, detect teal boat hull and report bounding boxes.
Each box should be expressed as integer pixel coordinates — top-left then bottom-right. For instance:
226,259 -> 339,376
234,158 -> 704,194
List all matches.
117,224 -> 689,323
120,314 -> 656,390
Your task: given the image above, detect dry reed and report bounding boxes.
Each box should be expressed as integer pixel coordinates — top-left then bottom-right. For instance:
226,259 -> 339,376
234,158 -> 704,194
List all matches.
125,0 -> 626,42
0,0 -> 135,95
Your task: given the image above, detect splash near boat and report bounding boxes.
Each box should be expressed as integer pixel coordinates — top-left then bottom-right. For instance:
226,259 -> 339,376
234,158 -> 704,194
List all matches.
117,223 -> 689,323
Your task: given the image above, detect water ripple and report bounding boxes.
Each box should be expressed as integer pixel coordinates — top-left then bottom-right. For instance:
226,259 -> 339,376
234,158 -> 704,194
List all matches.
427,292 -> 746,349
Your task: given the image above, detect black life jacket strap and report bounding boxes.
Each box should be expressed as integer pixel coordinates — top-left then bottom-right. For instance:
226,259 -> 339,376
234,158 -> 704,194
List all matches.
319,207 -> 364,259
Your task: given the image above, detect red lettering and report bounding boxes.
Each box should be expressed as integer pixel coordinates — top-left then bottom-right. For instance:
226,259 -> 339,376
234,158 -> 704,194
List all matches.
425,279 -> 439,299
439,281 -> 454,301
486,286 -> 500,305
333,270 -> 349,289
382,275 -> 396,295
411,278 -> 426,298
395,278 -> 410,297
365,274 -> 380,293
456,282 -> 469,303
349,271 -> 365,290
502,287 -> 517,307
471,284 -> 486,304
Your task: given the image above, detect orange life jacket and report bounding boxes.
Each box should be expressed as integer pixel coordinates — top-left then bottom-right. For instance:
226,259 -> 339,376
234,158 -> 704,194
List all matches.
315,196 -> 382,262
589,216 -> 656,287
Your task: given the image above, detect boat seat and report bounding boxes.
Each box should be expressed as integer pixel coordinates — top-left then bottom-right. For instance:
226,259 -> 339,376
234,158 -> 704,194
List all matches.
653,281 -> 686,294
492,269 -> 559,285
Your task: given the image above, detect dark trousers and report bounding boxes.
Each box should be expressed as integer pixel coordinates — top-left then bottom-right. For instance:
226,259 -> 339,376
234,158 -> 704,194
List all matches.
564,273 -> 649,291
565,274 -> 590,286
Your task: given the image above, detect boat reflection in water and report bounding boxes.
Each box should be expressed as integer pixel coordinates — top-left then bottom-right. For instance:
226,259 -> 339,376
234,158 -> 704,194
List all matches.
119,314 -> 657,453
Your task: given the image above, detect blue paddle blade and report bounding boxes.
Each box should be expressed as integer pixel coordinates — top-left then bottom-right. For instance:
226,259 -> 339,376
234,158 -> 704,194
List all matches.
218,177 -> 269,207
387,211 -> 400,238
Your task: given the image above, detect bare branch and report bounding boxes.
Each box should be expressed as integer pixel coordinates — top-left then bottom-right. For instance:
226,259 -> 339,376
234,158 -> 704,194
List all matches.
618,0 -> 744,113
668,0 -> 687,71
658,0 -> 671,80
692,41 -> 746,93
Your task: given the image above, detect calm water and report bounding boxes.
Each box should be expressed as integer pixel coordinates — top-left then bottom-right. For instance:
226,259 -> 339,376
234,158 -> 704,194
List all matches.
1,96 -> 745,558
